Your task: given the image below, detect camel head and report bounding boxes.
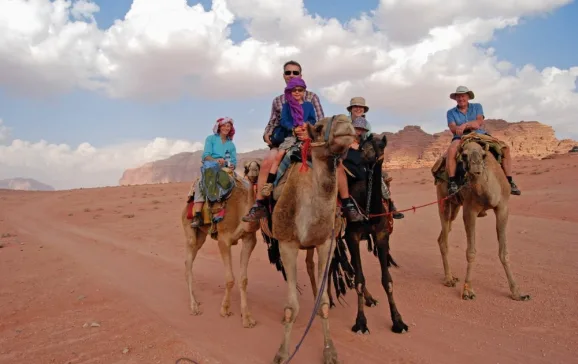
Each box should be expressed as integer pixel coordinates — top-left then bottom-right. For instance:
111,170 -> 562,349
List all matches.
360,133 -> 387,165
306,114 -> 355,158
461,142 -> 487,178
243,160 -> 261,184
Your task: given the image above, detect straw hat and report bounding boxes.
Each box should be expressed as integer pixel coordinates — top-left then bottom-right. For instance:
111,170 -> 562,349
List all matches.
449,86 -> 475,100
346,97 -> 369,112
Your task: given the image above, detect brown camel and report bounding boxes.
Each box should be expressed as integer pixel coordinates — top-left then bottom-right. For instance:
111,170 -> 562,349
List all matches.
434,135 -> 530,301
181,160 -> 262,328
268,115 -> 354,364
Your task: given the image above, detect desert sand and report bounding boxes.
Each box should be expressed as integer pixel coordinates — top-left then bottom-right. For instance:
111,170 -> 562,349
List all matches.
1,154 -> 577,364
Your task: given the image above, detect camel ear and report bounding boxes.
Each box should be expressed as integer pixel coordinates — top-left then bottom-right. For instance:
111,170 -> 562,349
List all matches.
380,134 -> 387,148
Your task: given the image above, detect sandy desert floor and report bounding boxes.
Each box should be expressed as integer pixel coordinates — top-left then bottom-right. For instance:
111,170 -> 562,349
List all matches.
1,154 -> 577,364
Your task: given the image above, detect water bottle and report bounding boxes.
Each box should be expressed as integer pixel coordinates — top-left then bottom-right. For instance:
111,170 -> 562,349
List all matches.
224,150 -> 231,167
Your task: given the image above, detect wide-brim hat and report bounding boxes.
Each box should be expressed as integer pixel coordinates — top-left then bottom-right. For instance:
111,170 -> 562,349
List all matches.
450,86 -> 475,100
347,96 -> 369,112
352,116 -> 370,131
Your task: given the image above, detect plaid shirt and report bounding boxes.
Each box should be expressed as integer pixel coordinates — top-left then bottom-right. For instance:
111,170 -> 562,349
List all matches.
263,91 -> 325,142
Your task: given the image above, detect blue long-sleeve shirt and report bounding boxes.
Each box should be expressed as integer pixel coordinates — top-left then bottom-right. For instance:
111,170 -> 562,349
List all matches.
280,101 -> 317,130
202,134 -> 237,167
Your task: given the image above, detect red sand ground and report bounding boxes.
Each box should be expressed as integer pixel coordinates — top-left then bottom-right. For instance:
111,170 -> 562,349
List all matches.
1,155 -> 577,364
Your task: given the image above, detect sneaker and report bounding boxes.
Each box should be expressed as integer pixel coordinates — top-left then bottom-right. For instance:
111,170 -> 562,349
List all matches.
242,204 -> 268,222
448,181 -> 459,195
342,202 -> 364,222
510,180 -> 521,195
190,213 -> 202,228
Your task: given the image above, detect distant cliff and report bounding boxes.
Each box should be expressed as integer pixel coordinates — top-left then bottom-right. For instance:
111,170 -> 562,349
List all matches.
0,178 -> 55,191
119,119 -> 576,185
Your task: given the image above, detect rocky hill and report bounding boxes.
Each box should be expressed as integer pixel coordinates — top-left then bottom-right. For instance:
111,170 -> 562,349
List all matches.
119,119 -> 576,185
0,178 -> 55,191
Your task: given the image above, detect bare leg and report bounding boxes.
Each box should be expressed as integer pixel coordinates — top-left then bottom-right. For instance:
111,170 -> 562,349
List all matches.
376,233 -> 408,333
192,202 -> 203,213
316,239 -> 339,364
462,206 -> 478,300
305,248 -> 317,298
218,239 -> 235,317
270,150 -> 286,175
495,204 -> 530,301
446,139 -> 461,178
337,163 -> 349,199
500,147 -> 513,176
239,233 -> 258,328
185,228 -> 208,315
437,188 -> 461,287
272,242 -> 300,364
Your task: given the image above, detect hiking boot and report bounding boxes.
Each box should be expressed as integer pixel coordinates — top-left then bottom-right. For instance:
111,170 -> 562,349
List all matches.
190,213 -> 202,228
342,202 -> 364,222
448,181 -> 459,195
510,180 -> 521,195
390,201 -> 404,219
242,203 -> 268,222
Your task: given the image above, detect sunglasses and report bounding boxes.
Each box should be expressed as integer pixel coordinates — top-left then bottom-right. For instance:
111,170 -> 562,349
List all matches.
291,88 -> 305,93
284,70 -> 301,76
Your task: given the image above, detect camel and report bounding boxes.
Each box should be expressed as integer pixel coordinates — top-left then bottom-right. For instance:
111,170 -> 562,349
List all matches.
267,114 -> 354,364
433,134 -> 530,301
180,160 -> 262,328
330,133 -> 408,335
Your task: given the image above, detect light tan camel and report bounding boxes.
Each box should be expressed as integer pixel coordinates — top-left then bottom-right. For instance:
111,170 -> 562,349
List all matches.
435,137 -> 530,301
270,115 -> 354,364
181,160 -> 262,328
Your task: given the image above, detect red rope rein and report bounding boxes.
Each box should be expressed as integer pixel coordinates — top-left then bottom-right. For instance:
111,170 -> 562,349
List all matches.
368,195 -> 451,218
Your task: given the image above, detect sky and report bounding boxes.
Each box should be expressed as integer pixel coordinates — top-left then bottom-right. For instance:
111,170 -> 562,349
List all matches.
0,0 -> 577,190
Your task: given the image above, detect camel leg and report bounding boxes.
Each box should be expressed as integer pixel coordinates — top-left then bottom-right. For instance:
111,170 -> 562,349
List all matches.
185,228 -> 208,315
437,196 -> 461,287
306,248 -> 317,297
218,239 -> 235,317
272,242 -> 300,364
316,239 -> 339,364
462,207 -> 478,300
495,205 -> 531,301
376,235 -> 408,333
239,233 -> 258,328
363,285 -> 379,307
345,232 -> 370,334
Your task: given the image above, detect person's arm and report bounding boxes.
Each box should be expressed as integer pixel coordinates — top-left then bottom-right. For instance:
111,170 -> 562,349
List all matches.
263,97 -> 280,144
311,92 -> 325,120
230,143 -> 237,168
447,110 -> 458,134
202,135 -> 213,161
464,103 -> 485,131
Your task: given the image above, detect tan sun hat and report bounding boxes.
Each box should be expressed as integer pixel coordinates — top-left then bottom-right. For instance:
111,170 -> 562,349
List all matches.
450,86 -> 475,100
346,96 -> 369,112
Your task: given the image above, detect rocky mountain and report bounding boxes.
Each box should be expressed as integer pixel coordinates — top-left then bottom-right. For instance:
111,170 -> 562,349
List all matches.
0,178 -> 55,191
119,119 -> 576,185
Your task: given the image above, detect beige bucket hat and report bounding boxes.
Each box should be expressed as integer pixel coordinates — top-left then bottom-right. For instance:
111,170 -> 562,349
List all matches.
346,96 -> 369,112
450,86 -> 475,100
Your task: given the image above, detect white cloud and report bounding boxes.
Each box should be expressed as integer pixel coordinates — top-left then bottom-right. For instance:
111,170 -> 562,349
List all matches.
0,0 -> 577,188
0,119 -> 11,143
0,126 -> 203,189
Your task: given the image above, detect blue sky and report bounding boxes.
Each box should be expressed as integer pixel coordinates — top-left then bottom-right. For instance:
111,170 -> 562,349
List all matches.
1,0 -> 576,148
0,0 -> 577,189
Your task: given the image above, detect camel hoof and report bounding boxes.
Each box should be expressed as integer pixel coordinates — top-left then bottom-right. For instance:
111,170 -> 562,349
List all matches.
443,277 -> 459,287
220,308 -> 234,317
190,303 -> 202,316
351,321 -> 370,335
462,290 -> 476,300
392,319 -> 409,334
364,297 -> 379,307
323,342 -> 339,364
242,315 -> 257,328
272,352 -> 288,364
513,293 -> 531,301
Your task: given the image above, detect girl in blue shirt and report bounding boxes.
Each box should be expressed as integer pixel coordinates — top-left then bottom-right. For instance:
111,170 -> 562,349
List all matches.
190,117 -> 237,227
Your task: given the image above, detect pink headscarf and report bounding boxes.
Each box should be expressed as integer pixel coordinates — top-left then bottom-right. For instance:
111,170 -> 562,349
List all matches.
213,117 -> 235,140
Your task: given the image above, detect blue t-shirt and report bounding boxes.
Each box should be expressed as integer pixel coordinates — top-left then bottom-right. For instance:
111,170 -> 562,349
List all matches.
202,134 -> 237,167
446,102 -> 487,136
280,101 -> 317,130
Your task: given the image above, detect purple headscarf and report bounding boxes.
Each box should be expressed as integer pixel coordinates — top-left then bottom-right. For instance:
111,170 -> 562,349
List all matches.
284,77 -> 306,127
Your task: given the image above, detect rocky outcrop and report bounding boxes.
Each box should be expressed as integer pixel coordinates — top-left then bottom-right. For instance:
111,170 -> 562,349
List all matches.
0,178 -> 55,191
119,119 -> 576,185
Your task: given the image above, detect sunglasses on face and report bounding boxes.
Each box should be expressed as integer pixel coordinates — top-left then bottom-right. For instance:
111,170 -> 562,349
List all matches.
284,70 -> 301,76
291,88 -> 305,93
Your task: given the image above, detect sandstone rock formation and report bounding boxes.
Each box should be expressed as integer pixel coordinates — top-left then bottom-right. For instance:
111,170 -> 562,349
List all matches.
0,178 -> 55,191
119,119 -> 576,185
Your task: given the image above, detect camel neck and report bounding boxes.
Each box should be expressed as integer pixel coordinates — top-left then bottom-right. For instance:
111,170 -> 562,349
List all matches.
310,152 -> 338,200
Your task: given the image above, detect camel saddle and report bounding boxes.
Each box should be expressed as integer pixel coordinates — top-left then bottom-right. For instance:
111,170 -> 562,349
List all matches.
431,133 -> 508,185
200,161 -> 235,203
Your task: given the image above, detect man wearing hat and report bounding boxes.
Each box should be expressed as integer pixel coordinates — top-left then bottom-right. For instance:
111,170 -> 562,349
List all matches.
446,86 -> 521,195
